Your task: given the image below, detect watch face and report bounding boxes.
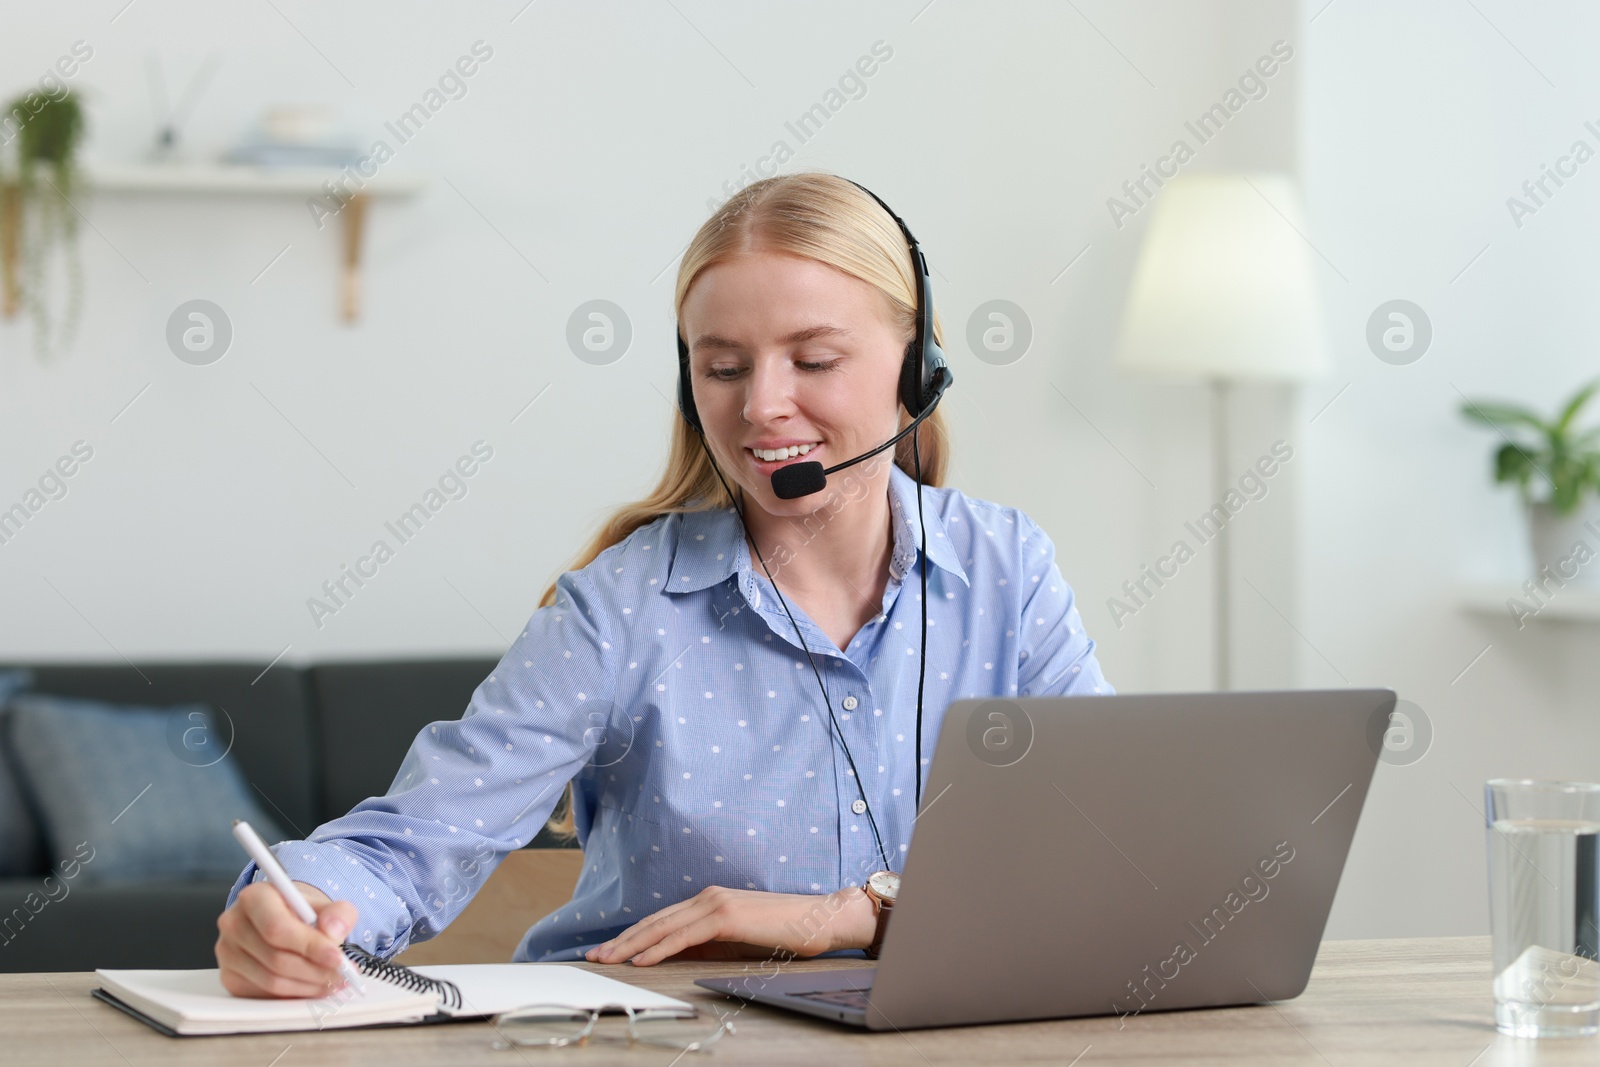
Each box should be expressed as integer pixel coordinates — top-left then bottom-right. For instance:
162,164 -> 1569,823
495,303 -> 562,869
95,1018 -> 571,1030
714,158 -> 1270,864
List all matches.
868,870 -> 900,900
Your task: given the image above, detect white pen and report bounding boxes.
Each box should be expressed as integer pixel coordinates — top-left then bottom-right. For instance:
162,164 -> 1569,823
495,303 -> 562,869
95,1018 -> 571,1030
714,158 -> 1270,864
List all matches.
231,819 -> 367,995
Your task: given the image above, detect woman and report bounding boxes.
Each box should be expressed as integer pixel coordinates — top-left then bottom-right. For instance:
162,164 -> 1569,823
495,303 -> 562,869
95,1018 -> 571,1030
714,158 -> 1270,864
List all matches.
215,173 -> 1111,998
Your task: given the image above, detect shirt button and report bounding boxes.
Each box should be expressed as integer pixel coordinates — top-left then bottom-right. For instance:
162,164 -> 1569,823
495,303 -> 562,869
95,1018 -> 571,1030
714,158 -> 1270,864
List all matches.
842,696 -> 858,711
851,799 -> 867,815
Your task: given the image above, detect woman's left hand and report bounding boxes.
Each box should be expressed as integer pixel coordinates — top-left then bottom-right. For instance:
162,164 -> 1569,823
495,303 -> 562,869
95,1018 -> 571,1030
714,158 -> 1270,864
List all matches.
584,884 -> 876,966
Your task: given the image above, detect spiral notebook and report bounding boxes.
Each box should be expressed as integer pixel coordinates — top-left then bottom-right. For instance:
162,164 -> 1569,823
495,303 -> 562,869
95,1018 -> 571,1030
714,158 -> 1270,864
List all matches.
92,944 -> 696,1037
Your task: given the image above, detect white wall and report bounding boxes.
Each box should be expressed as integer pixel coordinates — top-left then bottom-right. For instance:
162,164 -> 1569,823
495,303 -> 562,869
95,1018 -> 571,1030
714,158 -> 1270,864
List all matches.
1303,0 -> 1600,939
18,1 -> 1550,940
0,0 -> 1303,671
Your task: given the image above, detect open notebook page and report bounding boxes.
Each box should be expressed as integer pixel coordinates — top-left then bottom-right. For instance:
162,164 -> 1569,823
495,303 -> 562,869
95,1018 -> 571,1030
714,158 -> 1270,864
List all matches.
93,968 -> 439,1035
410,964 -> 696,1017
94,963 -> 696,1036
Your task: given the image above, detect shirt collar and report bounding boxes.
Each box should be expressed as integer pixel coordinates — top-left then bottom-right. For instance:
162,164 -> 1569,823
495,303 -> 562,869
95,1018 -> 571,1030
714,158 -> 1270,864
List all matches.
662,505 -> 745,595
664,464 -> 969,595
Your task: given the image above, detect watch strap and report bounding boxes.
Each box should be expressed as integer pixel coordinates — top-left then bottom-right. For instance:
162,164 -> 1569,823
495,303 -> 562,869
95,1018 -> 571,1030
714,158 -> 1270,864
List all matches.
865,886 -> 894,960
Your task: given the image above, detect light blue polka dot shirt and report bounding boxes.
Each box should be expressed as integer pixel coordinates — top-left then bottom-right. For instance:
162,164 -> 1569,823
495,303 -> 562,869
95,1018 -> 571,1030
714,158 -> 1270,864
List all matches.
226,462 -> 1111,961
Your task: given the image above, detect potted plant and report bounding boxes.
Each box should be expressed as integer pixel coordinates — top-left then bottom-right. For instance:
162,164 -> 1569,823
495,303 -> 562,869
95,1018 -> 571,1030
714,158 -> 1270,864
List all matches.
1460,379 -> 1600,588
0,90 -> 86,358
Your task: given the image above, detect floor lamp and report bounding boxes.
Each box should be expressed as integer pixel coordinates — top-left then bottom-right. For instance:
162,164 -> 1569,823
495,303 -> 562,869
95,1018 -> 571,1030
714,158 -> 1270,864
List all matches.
1113,172 -> 1327,691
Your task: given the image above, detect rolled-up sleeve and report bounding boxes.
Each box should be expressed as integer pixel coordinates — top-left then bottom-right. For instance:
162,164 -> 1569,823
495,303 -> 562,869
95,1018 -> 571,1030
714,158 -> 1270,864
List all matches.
1014,513 -> 1112,697
225,568 -> 615,957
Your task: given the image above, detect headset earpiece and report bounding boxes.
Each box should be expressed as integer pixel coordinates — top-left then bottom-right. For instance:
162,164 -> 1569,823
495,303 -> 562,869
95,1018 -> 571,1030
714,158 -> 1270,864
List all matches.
675,177 -> 946,436
677,332 -> 703,435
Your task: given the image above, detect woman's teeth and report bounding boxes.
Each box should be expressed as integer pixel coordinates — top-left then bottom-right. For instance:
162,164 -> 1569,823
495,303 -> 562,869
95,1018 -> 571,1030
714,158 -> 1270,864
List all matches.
750,443 -> 817,462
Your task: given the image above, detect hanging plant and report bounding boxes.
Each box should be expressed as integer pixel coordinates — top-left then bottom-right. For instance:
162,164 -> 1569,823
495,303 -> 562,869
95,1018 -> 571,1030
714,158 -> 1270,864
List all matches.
0,90 -> 86,358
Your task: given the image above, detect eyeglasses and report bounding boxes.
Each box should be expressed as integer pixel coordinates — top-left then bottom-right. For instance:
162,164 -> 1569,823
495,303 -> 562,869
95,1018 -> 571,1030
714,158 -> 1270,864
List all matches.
491,1002 -> 735,1052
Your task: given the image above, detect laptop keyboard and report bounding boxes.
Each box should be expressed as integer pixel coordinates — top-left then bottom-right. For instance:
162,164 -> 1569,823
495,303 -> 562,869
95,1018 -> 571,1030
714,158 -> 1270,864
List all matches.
792,988 -> 871,1011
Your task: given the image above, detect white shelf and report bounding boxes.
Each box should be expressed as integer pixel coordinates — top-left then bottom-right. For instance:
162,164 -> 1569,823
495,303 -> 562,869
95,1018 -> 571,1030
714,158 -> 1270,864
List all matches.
1459,582 -> 1600,623
82,163 -> 427,197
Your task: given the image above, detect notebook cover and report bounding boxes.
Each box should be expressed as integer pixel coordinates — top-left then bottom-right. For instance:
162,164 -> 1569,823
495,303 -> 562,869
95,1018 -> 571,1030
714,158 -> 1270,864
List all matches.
90,988 -> 472,1038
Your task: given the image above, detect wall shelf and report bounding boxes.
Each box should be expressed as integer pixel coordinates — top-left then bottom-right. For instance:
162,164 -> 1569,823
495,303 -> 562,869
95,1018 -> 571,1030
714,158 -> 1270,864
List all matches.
83,163 -> 427,198
1459,582 -> 1600,623
1,163 -> 431,321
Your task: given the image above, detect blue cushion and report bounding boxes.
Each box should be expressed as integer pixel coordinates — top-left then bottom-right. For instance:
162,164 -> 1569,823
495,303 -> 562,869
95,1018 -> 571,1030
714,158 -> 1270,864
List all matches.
0,670 -> 32,701
6,693 -> 287,886
0,669 -> 41,876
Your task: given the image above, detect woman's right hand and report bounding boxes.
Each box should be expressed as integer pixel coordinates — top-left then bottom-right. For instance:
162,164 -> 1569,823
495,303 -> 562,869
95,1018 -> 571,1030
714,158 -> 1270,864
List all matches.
216,880 -> 360,998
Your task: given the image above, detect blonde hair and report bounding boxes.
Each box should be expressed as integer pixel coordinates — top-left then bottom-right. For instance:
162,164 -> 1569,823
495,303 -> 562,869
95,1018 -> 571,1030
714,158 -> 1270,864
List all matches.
541,172 -> 950,840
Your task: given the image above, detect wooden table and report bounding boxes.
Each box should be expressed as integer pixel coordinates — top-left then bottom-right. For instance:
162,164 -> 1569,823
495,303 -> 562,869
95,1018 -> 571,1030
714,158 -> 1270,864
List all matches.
3,936 -> 1597,1065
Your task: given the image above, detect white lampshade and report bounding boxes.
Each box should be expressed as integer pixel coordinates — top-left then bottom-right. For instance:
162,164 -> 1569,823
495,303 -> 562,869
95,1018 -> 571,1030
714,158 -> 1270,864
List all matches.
1113,172 -> 1328,382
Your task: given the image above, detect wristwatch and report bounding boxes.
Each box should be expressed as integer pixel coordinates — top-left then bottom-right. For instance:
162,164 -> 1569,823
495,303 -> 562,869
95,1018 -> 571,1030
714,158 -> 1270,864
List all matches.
863,870 -> 900,960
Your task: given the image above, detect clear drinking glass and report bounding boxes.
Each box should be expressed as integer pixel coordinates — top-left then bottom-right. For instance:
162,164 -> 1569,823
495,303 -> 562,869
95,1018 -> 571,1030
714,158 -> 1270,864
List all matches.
1485,779 -> 1600,1038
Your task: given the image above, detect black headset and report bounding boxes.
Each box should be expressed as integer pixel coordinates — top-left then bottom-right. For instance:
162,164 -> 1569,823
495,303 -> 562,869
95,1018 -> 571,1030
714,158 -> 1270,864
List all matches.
676,181 -> 950,437
672,178 -> 950,876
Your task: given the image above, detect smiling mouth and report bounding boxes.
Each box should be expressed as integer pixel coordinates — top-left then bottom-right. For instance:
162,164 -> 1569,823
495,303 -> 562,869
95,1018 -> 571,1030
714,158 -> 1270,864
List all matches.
747,443 -> 819,465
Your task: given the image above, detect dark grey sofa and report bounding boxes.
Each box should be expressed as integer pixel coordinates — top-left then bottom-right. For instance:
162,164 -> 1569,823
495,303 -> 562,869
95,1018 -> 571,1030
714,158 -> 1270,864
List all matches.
0,658 -> 576,973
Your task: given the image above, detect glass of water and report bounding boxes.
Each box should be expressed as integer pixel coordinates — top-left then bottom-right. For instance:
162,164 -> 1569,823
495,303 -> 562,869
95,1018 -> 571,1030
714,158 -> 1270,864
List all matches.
1486,779 -> 1600,1038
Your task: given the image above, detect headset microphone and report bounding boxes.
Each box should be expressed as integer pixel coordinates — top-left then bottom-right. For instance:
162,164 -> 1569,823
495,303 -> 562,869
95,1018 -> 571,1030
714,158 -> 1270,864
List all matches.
769,366 -> 952,500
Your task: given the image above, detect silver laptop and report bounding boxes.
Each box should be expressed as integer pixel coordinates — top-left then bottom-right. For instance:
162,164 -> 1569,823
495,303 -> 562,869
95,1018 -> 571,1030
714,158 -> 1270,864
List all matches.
696,688 -> 1395,1030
